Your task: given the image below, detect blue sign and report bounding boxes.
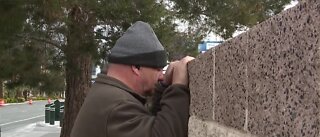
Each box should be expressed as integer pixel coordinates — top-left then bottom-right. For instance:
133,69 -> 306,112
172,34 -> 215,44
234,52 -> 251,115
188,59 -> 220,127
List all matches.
198,41 -> 223,53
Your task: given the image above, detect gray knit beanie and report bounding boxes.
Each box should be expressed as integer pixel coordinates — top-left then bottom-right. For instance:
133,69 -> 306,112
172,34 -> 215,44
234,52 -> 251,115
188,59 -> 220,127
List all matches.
108,21 -> 167,68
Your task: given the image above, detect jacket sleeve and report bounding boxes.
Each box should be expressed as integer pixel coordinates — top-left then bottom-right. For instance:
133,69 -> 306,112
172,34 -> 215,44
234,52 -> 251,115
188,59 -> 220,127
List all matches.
150,82 -> 167,115
107,84 -> 190,137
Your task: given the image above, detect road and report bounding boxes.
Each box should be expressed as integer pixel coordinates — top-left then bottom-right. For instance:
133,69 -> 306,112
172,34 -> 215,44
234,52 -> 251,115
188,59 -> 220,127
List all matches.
0,101 -> 47,133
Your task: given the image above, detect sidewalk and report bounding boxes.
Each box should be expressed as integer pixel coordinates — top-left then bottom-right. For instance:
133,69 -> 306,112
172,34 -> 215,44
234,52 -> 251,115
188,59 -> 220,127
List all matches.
1,121 -> 61,137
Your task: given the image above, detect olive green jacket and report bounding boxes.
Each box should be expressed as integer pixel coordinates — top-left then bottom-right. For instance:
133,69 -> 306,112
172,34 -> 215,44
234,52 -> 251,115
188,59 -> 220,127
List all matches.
71,73 -> 190,137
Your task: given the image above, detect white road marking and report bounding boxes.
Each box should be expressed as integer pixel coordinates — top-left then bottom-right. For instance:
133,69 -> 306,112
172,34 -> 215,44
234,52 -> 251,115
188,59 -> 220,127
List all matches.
0,115 -> 44,126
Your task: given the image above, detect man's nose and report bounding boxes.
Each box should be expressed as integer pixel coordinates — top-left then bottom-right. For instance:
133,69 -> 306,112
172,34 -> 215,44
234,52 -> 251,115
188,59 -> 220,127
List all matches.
158,71 -> 164,81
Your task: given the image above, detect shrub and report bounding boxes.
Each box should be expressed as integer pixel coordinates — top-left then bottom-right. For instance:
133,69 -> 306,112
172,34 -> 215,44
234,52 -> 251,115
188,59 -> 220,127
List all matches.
5,97 -> 26,103
33,96 -> 47,100
5,98 -> 18,103
17,97 -> 25,102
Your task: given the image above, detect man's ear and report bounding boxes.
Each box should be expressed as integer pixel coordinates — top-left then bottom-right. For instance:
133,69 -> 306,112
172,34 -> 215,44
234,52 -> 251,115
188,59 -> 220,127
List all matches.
131,65 -> 141,76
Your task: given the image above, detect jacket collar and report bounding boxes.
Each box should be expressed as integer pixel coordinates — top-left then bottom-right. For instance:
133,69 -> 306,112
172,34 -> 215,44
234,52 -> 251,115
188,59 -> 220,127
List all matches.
94,73 -> 147,104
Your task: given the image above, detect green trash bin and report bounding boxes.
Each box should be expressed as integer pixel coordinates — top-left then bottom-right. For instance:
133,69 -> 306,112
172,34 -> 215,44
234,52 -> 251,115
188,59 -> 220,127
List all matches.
45,104 -> 51,123
54,100 -> 60,121
60,105 -> 64,127
60,101 -> 64,106
50,104 -> 55,125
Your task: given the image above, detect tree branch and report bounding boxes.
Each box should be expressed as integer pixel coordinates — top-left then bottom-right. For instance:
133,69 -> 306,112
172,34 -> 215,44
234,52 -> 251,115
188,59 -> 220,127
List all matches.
16,34 -> 63,50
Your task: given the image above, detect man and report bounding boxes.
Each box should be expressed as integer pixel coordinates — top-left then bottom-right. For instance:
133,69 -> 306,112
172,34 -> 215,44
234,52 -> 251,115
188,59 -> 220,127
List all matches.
71,21 -> 194,137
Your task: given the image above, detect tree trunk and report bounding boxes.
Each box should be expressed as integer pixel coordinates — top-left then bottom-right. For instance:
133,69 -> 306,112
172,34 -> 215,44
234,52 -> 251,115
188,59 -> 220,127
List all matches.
60,55 -> 91,137
15,90 -> 23,98
0,80 -> 3,99
60,5 -> 94,137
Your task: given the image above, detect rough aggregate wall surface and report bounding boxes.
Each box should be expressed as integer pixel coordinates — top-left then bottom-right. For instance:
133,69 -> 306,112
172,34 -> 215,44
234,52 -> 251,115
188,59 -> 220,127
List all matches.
247,1 -> 320,136
214,35 -> 248,131
188,0 -> 320,136
189,116 -> 257,137
189,50 -> 215,120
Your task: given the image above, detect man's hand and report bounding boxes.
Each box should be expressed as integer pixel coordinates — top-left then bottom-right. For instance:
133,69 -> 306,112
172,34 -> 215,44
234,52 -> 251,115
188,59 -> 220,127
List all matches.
162,56 -> 195,86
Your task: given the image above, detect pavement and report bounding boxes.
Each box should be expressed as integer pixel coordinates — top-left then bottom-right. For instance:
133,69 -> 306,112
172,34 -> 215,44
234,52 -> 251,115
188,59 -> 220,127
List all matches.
1,121 -> 61,137
0,101 -> 62,137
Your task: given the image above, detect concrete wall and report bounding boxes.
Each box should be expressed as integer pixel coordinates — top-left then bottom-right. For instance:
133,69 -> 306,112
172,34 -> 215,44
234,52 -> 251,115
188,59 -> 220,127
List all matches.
188,0 -> 320,136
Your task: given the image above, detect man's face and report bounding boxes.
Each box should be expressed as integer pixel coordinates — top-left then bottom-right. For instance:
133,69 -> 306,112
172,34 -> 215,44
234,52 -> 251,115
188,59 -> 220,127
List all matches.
139,67 -> 164,96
